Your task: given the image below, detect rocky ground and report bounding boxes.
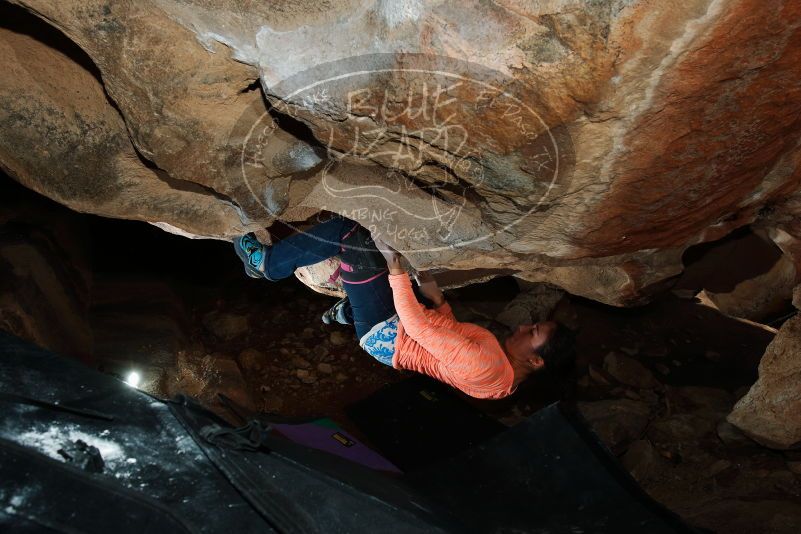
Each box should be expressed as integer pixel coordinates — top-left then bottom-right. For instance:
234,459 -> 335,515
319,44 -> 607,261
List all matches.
160,277 -> 401,420
567,297 -> 801,534
3,175 -> 801,533
151,272 -> 801,534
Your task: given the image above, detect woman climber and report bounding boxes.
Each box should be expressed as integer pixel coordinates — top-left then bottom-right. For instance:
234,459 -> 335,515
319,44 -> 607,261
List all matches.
234,217 -> 576,399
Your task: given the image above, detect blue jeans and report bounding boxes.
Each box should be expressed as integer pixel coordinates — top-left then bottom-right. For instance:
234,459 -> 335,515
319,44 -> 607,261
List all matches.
260,218 -> 397,340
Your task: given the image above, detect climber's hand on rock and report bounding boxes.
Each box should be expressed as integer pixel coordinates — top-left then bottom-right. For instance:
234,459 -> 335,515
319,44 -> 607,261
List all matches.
372,236 -> 405,274
371,235 -> 398,262
418,271 -> 445,307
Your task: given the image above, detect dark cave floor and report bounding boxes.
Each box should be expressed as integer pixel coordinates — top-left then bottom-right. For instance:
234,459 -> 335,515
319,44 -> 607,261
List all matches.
119,263 -> 798,533
2,173 -> 801,533
175,272 -> 801,533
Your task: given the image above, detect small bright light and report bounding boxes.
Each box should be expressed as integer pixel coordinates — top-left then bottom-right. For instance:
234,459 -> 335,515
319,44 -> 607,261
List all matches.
125,371 -> 141,388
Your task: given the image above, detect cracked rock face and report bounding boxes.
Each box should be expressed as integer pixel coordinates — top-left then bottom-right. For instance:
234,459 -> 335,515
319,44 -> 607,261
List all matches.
2,0 -> 801,306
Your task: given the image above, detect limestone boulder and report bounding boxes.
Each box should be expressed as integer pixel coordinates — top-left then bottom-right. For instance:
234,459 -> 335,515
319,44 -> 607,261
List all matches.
0,4 -> 264,239
1,0 -> 801,306
703,254 -> 796,322
728,314 -> 801,449
676,230 -> 798,322
495,284 -> 564,329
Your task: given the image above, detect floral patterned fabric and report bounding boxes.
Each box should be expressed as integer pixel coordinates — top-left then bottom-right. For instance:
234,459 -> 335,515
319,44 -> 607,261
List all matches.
359,314 -> 399,366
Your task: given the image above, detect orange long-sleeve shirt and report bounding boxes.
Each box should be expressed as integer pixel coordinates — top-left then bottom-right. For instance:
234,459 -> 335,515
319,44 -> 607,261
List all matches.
388,273 -> 515,399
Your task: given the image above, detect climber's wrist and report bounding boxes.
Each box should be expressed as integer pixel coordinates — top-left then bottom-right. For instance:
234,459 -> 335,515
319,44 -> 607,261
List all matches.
388,255 -> 405,274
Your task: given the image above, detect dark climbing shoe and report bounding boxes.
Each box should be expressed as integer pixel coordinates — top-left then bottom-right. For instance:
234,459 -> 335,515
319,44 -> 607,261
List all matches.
322,297 -> 353,326
233,233 -> 267,279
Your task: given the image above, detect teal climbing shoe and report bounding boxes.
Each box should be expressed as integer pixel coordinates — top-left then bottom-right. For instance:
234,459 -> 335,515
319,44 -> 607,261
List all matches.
233,233 -> 267,279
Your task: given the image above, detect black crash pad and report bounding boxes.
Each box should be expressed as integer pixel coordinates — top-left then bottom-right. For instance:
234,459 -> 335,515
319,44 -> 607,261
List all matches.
0,331 -> 695,533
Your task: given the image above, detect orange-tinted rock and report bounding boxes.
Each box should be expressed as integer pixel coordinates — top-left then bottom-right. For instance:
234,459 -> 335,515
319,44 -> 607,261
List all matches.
0,4 -> 260,238
2,0 -> 801,306
582,0 -> 801,256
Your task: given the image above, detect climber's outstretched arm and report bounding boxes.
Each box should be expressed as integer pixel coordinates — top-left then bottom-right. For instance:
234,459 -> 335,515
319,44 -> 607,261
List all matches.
373,236 -> 456,320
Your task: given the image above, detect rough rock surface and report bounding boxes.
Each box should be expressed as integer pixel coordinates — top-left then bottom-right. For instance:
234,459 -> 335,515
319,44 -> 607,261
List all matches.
495,283 -> 564,328
0,4 -> 262,239
2,1 -> 801,307
603,352 -> 659,389
0,190 -> 92,358
704,253 -> 796,322
675,229 -> 796,321
621,439 -> 661,484
577,398 -> 651,454
202,310 -> 249,341
728,313 -> 801,449
166,351 -> 257,412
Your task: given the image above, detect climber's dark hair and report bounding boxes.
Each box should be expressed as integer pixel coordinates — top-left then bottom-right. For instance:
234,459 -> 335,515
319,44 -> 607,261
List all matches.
538,323 -> 577,378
